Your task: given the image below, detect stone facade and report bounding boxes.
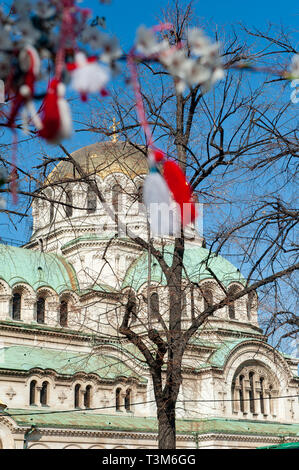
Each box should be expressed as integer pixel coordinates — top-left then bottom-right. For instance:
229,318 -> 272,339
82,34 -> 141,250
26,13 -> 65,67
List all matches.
0,141 -> 298,449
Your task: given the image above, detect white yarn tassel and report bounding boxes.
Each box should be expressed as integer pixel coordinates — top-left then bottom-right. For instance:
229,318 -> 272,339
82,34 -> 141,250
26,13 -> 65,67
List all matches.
57,97 -> 73,140
70,52 -> 110,96
143,168 -> 178,236
56,83 -> 72,141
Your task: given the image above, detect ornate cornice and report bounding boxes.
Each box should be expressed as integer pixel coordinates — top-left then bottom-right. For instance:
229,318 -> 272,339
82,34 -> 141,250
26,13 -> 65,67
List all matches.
0,321 -> 93,342
6,422 -> 298,446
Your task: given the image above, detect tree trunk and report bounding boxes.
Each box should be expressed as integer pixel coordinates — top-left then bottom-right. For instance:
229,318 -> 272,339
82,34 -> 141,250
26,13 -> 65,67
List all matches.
157,399 -> 177,449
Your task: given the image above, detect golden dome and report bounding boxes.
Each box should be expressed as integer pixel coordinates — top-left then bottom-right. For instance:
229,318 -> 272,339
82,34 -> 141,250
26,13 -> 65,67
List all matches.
46,141 -> 149,184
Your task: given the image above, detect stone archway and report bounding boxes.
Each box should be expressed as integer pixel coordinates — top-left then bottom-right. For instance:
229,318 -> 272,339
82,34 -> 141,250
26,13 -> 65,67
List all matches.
0,422 -> 15,449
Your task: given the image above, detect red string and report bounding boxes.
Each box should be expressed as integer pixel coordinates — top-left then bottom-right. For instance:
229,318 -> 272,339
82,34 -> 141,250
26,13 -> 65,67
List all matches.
127,23 -> 174,154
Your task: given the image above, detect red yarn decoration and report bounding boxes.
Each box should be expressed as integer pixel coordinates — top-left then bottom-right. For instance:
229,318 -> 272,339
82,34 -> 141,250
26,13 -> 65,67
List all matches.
163,160 -> 197,225
38,79 -> 61,141
153,148 -> 165,163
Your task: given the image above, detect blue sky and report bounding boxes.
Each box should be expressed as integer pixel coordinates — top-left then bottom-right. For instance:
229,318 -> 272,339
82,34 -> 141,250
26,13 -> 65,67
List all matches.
0,0 -> 298,242
85,0 -> 298,43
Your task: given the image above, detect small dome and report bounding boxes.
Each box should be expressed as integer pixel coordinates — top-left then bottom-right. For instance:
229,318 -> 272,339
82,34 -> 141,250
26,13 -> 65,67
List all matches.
0,244 -> 78,294
46,141 -> 148,184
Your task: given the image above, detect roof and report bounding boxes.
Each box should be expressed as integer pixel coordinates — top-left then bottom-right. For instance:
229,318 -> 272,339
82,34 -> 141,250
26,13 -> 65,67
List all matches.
0,244 -> 78,294
122,244 -> 246,291
46,141 -> 148,184
258,442 -> 299,449
4,410 -> 299,438
0,345 -> 146,382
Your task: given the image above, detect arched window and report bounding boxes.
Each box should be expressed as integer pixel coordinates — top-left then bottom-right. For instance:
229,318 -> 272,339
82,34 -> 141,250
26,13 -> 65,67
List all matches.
115,388 -> 121,411
87,189 -> 97,214
84,385 -> 92,409
74,384 -> 81,408
40,381 -> 48,406
232,363 -> 277,419
65,189 -> 73,217
12,292 -> 21,320
29,380 -> 37,405
239,375 -> 244,412
112,184 -> 121,213
59,300 -> 68,327
259,377 -> 265,414
249,371 -> 255,413
269,385 -> 273,415
38,238 -> 44,252
150,292 -> 159,319
36,297 -> 45,324
202,287 -> 213,312
125,389 -> 131,412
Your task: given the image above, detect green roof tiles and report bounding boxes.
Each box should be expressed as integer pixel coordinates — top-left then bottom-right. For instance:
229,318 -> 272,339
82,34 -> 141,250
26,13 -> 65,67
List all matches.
207,339 -> 260,368
122,244 -> 245,292
0,345 -> 146,382
0,244 -> 78,294
5,409 -> 299,439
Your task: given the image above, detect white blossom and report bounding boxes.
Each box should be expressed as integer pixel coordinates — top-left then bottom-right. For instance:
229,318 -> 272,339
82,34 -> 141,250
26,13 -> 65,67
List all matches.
100,35 -> 122,64
160,49 -> 188,77
290,54 -> 299,78
136,25 -> 168,56
184,60 -> 212,87
81,25 -> 105,50
188,28 -> 219,57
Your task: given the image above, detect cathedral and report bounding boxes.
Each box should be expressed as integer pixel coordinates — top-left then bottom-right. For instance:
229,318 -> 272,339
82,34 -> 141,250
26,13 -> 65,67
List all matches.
0,141 -> 298,449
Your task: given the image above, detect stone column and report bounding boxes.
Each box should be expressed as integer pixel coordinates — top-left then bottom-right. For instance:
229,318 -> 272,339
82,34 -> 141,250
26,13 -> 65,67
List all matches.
46,301 -> 59,327
232,385 -> 240,414
0,294 -> 11,320
243,380 -> 250,415
22,297 -> 36,323
263,388 -> 269,416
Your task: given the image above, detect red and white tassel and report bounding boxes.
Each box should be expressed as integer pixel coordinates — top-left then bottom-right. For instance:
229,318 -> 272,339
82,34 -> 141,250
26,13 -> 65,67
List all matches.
67,52 -> 110,101
38,79 -> 72,144
143,165 -> 178,236
8,45 -> 41,130
163,159 -> 197,226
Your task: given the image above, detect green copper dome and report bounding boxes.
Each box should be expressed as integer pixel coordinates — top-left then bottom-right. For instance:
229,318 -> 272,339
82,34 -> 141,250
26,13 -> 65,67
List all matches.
0,244 -> 78,294
122,244 -> 245,292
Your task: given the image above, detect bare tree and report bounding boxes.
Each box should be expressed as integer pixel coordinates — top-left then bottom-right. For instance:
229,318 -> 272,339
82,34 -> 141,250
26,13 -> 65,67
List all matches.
0,0 -> 298,449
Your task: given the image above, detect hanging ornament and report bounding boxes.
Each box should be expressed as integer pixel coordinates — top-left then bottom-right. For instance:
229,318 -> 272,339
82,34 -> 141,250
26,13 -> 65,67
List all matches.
143,165 -> 179,236
67,51 -> 110,101
163,159 -> 197,226
7,45 -> 41,130
38,78 -> 72,144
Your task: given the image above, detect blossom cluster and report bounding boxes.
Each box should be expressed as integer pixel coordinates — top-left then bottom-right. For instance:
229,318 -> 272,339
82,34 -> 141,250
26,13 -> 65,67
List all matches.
0,1 -> 122,81
136,25 -> 224,93
0,0 -> 122,141
0,0 -> 297,144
